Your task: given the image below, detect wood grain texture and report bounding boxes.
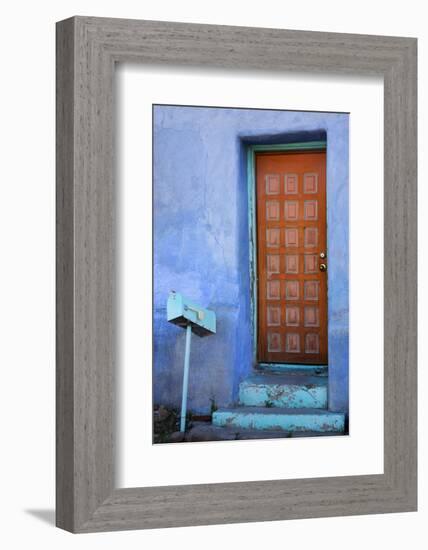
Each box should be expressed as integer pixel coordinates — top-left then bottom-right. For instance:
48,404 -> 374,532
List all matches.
56,17 -> 75,532
56,16 -> 417,532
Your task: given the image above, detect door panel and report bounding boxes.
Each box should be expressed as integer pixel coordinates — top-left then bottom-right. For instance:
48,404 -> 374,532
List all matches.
256,151 -> 328,364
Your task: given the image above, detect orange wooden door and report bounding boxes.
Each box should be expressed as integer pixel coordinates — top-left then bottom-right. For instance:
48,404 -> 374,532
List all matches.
256,151 -> 328,364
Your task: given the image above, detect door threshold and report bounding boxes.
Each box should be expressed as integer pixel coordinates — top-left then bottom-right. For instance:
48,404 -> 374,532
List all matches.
256,363 -> 328,376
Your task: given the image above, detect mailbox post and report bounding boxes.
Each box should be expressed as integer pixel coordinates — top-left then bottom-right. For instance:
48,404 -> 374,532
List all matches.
167,291 -> 216,432
180,325 -> 192,432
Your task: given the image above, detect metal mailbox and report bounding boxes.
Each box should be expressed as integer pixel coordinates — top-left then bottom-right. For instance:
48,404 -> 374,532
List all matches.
167,291 -> 216,432
167,291 -> 216,337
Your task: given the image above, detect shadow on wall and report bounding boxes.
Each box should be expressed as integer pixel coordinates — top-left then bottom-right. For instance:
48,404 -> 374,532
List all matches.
24,509 -> 55,526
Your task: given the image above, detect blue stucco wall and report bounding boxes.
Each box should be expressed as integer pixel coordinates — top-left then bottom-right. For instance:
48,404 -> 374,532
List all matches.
153,105 -> 349,414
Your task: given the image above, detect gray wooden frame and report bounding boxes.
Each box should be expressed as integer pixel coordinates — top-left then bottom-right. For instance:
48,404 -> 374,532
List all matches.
56,16 -> 417,533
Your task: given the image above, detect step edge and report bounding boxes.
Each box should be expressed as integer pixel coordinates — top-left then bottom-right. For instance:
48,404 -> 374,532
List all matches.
239,377 -> 328,388
214,406 -> 344,416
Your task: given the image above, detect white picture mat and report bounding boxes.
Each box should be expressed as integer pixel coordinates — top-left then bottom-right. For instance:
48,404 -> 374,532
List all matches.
117,65 -> 384,488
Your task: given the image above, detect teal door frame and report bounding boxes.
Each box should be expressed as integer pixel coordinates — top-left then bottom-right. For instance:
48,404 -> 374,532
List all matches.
247,141 -> 327,370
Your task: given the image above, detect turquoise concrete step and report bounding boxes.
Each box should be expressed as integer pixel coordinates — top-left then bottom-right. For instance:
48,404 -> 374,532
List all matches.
239,373 -> 327,409
212,407 -> 345,433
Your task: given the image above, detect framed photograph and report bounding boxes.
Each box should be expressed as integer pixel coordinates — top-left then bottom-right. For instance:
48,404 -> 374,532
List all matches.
56,16 -> 417,532
150,106 -> 348,444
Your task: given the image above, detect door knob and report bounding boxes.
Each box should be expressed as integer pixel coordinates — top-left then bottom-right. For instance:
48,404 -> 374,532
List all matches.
319,263 -> 327,272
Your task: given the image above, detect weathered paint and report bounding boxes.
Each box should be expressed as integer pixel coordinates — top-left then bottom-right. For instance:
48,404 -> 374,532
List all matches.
153,105 -> 349,414
212,407 -> 345,433
239,374 -> 327,409
258,363 -> 328,376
